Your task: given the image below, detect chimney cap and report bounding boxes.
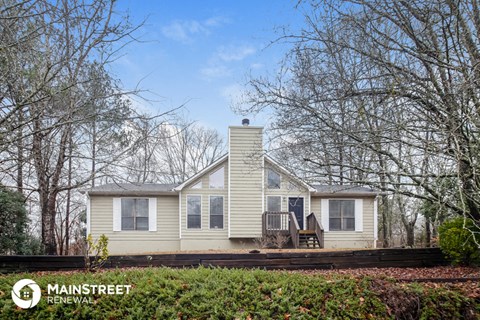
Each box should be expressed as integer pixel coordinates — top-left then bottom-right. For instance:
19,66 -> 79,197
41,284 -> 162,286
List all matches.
242,118 -> 250,126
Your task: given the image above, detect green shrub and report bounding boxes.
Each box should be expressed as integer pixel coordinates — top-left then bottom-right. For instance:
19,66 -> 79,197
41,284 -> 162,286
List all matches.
84,234 -> 109,271
439,217 -> 480,266
0,267 -> 477,319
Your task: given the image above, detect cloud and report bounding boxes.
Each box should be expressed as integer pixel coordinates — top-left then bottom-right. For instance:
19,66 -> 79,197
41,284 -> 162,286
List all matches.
198,44 -> 256,80
200,65 -> 232,79
217,45 -> 256,62
161,17 -> 228,44
204,16 -> 230,27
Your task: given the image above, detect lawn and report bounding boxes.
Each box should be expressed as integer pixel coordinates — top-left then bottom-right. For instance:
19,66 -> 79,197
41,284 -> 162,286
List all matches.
0,266 -> 478,319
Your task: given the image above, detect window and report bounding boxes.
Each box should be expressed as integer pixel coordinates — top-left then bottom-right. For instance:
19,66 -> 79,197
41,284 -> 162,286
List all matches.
121,199 -> 149,230
267,169 -> 281,189
329,200 -> 355,231
267,196 -> 282,212
191,181 -> 202,189
187,195 -> 201,229
209,196 -> 224,229
209,167 -> 224,189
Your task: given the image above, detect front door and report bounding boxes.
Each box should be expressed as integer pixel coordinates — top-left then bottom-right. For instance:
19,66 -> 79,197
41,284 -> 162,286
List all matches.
288,197 -> 304,230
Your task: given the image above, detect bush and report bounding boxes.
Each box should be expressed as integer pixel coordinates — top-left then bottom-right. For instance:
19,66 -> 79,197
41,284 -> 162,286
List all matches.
0,186 -> 29,254
0,267 -> 477,319
439,217 -> 480,266
84,234 -> 109,271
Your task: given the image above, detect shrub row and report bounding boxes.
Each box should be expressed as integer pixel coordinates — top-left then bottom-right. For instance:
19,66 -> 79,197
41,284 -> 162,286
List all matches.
0,267 -> 478,319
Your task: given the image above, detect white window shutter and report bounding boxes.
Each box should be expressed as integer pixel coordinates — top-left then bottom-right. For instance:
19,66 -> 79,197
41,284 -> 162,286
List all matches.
355,199 -> 363,232
113,198 -> 121,231
148,198 -> 157,232
321,199 -> 329,232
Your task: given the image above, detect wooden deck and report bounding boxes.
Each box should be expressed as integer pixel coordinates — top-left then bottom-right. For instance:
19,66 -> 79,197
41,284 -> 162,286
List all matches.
262,211 -> 325,248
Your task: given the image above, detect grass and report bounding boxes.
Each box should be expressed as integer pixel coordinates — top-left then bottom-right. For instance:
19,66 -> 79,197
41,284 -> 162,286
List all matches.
0,267 -> 478,319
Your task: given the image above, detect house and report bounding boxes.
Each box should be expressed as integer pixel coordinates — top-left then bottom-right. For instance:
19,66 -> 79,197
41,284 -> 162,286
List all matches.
86,120 -> 378,254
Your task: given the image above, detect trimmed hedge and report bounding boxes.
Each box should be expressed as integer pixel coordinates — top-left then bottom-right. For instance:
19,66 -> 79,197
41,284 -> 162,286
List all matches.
0,267 -> 478,319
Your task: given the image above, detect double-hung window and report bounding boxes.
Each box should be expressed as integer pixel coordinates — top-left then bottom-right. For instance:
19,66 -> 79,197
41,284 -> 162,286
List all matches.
209,196 -> 224,229
121,199 -> 149,230
329,200 -> 355,231
267,196 -> 282,212
187,195 -> 201,229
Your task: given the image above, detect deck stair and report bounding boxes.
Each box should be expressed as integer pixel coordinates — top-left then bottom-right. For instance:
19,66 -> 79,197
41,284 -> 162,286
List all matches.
299,230 -> 321,248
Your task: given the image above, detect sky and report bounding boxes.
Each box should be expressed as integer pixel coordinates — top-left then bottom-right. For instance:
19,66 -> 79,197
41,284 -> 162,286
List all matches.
111,0 -> 305,138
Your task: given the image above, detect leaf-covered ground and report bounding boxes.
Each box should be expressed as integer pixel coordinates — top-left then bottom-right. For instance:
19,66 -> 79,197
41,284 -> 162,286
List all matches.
292,266 -> 480,300
294,266 -> 480,279
0,266 -> 479,319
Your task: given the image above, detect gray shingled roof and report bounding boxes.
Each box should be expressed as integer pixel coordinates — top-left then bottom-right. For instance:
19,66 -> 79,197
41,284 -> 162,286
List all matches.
87,183 -> 179,195
312,185 -> 377,195
86,182 -> 376,196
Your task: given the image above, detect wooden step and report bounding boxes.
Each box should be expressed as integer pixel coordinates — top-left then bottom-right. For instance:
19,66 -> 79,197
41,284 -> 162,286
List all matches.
299,230 -> 316,235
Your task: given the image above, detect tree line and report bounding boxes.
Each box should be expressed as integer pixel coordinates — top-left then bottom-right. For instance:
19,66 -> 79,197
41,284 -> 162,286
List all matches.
0,0 -> 225,255
241,0 -> 480,247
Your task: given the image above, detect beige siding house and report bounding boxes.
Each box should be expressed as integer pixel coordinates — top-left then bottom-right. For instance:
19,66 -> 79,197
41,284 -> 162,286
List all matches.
87,121 -> 378,254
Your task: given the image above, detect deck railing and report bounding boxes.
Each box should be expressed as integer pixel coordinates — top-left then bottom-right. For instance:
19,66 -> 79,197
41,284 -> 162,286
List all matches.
262,211 -> 300,248
306,212 -> 325,248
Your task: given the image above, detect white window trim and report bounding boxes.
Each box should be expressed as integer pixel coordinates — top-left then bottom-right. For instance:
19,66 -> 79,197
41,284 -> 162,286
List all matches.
266,195 -> 283,212
186,194 -> 202,230
86,195 -> 91,235
267,168 -> 281,189
113,197 -> 156,232
208,195 -> 224,230
148,198 -> 157,232
209,166 -> 225,189
179,191 -> 182,239
321,198 -> 363,233
113,198 -> 121,231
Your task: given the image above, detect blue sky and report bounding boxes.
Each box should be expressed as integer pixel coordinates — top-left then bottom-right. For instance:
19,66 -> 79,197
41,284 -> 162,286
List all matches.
111,1 -> 305,138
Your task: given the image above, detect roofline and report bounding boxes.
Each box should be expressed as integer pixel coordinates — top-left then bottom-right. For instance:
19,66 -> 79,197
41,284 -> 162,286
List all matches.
173,153 -> 229,191
264,155 -> 317,192
87,190 -> 177,196
311,192 -> 378,197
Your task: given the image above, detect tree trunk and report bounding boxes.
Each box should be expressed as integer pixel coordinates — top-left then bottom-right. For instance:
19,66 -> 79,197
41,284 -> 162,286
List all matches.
16,108 -> 24,194
425,216 -> 431,248
381,195 -> 390,248
405,222 -> 415,248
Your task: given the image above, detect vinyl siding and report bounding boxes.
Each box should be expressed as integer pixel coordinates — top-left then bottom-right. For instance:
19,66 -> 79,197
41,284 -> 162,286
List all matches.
181,159 -> 229,240
229,126 -> 264,238
311,196 -> 376,248
89,195 -> 180,254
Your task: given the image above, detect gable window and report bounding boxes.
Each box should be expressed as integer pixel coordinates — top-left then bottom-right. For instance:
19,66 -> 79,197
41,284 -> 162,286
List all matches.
267,196 -> 282,212
209,196 -> 224,229
121,199 -> 149,230
191,181 -> 202,189
209,167 -> 224,189
267,169 -> 281,189
329,200 -> 355,231
187,195 -> 201,229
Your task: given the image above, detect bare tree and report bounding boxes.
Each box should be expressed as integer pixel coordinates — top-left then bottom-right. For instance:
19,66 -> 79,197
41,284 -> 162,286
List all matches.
121,117 -> 226,184
241,0 -> 480,244
0,0 -> 146,254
